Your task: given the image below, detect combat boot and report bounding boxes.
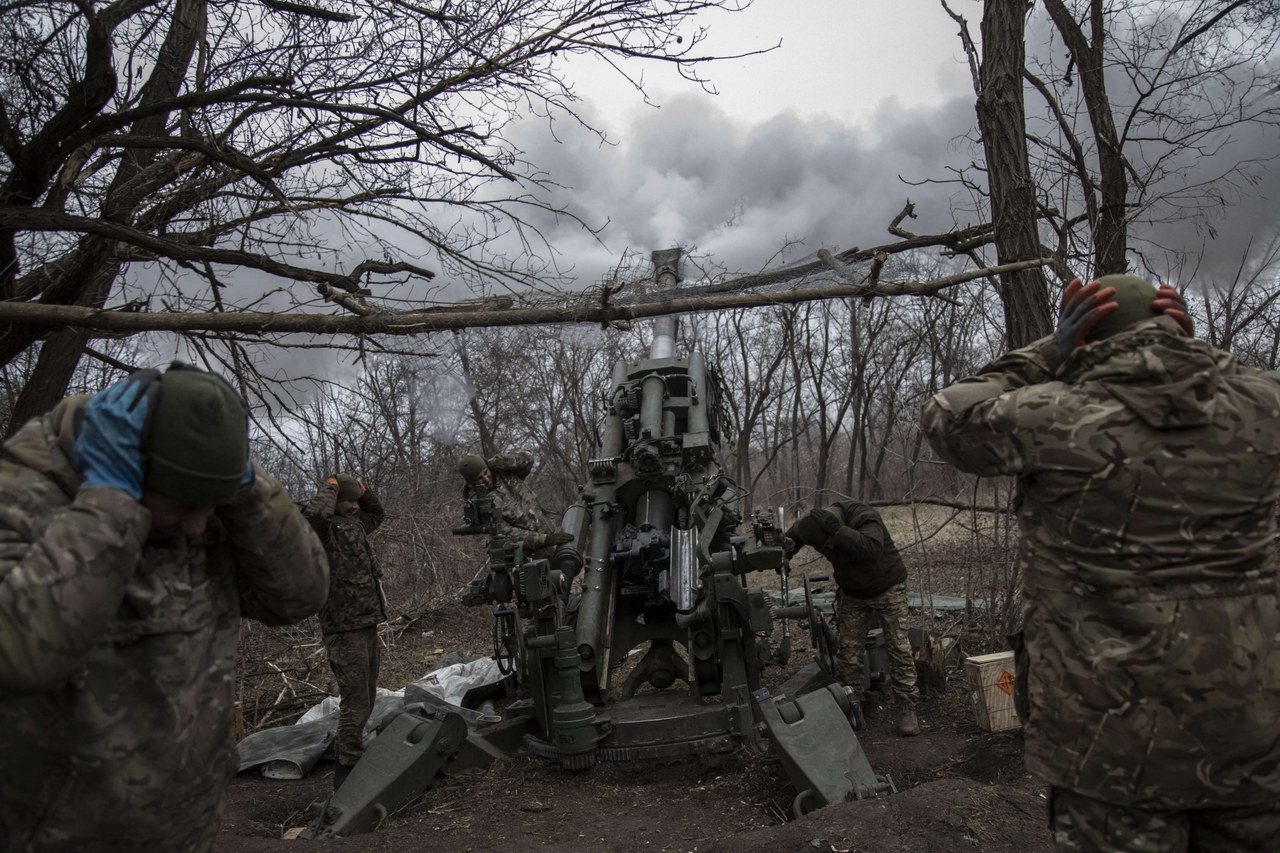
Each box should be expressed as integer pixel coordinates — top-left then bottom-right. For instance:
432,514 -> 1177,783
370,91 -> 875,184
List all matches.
895,698 -> 921,737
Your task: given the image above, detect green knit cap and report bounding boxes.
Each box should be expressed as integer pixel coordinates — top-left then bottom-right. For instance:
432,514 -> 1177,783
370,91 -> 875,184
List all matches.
457,454 -> 486,483
1089,275 -> 1159,342
333,473 -> 361,502
792,505 -> 845,547
144,367 -> 248,507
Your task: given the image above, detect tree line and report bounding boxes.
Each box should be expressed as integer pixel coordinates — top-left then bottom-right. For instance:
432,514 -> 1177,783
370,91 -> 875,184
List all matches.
3,0 -> 1279,620
42,242 -> 1259,620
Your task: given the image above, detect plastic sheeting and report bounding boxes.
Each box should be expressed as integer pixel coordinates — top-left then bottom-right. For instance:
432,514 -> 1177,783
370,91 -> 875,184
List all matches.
236,655 -> 505,780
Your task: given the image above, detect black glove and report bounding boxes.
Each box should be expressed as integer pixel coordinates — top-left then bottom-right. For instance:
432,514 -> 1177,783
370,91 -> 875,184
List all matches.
809,508 -> 841,538
1153,284 -> 1195,337
1055,278 -> 1118,357
547,531 -> 573,547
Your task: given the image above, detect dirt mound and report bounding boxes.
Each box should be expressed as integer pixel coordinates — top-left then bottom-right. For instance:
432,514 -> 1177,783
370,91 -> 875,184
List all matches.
703,778 -> 1047,853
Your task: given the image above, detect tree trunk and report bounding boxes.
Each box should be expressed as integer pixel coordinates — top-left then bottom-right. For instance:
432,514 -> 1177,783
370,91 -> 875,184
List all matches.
3,0 -> 209,433
455,332 -> 494,458
977,0 -> 1055,348
1042,0 -> 1129,276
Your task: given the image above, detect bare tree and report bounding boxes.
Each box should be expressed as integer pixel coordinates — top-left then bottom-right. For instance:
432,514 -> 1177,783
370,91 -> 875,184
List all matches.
1192,234 -> 1280,368
0,0 -> 767,425
693,306 -> 794,517
944,0 -> 1056,348
942,0 -> 1280,341
1036,1 -> 1280,276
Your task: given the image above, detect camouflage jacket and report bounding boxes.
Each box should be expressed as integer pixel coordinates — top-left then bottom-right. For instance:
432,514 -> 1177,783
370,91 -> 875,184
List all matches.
0,395 -> 329,852
303,483 -> 386,634
463,450 -> 559,555
920,318 -> 1280,807
785,500 -> 907,598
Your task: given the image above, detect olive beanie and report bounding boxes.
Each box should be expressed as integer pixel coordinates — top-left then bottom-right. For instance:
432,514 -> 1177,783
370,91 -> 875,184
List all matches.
144,366 -> 249,507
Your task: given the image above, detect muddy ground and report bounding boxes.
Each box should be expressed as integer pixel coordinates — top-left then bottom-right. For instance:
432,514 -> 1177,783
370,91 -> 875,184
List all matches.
218,632 -> 1051,852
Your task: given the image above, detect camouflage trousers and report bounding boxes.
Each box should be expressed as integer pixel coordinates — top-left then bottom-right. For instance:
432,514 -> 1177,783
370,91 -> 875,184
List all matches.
1049,787 -> 1280,852
834,582 -> 918,703
324,626 -> 381,766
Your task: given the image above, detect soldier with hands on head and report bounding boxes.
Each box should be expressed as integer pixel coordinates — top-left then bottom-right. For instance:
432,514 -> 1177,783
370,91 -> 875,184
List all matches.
302,472 -> 386,790
786,500 -> 920,737
0,362 -> 329,853
921,275 -> 1280,852
457,450 -> 571,557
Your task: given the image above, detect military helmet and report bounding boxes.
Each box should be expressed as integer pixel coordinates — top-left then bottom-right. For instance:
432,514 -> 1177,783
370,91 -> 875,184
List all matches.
457,454 -> 487,483
333,473 -> 362,502
1089,274 -> 1159,342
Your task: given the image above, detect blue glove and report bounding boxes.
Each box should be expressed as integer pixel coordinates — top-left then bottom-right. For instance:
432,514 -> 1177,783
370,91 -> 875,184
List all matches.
809,508 -> 841,537
72,368 -> 163,499
1055,278 -> 1118,357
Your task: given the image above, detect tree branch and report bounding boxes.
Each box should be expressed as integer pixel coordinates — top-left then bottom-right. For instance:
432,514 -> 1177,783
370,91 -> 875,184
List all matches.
0,206 -> 433,295
0,259 -> 1054,335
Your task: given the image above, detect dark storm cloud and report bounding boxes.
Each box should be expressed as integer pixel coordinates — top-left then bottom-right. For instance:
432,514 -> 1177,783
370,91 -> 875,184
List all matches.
511,92 -> 980,287
510,3 -> 1278,294
1127,112 -> 1280,289
1019,6 -> 1280,288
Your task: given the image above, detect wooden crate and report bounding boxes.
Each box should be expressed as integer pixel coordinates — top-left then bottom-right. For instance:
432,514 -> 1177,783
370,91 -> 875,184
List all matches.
964,650 -> 1022,732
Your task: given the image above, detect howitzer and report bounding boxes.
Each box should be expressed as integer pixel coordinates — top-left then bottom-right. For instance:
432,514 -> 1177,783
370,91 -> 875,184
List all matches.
452,490 -> 502,537
454,491 -> 524,609
309,249 -> 895,837
463,248 -> 895,800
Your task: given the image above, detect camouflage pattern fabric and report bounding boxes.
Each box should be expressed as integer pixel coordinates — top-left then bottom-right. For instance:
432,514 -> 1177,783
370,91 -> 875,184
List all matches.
464,450 -> 560,555
303,484 -> 386,634
1049,786 -> 1280,852
834,582 -> 918,703
921,318 -> 1280,809
324,626 -> 379,766
0,395 -> 329,852
784,499 -> 907,598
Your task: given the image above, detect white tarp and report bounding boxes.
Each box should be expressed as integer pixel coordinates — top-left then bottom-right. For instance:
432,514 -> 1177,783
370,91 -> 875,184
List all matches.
236,654 -> 504,780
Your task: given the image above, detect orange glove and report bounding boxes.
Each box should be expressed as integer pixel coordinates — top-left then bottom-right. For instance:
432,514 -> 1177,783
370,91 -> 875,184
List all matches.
1153,284 -> 1194,337
1056,278 -> 1118,355
325,477 -> 339,489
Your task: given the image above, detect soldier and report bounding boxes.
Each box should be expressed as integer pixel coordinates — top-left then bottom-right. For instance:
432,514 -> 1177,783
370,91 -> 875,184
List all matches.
786,501 -> 920,736
302,472 -> 386,790
457,450 -> 571,557
0,362 -> 328,852
921,275 -> 1280,851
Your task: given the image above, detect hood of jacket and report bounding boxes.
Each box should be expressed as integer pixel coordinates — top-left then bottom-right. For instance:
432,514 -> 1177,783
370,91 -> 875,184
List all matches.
1058,317 -> 1226,430
3,394 -> 87,498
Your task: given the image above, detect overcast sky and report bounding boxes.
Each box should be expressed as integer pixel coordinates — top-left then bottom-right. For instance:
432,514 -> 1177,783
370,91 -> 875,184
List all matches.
139,0 -> 1277,395
572,0 -> 972,134
489,0 -> 1279,296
